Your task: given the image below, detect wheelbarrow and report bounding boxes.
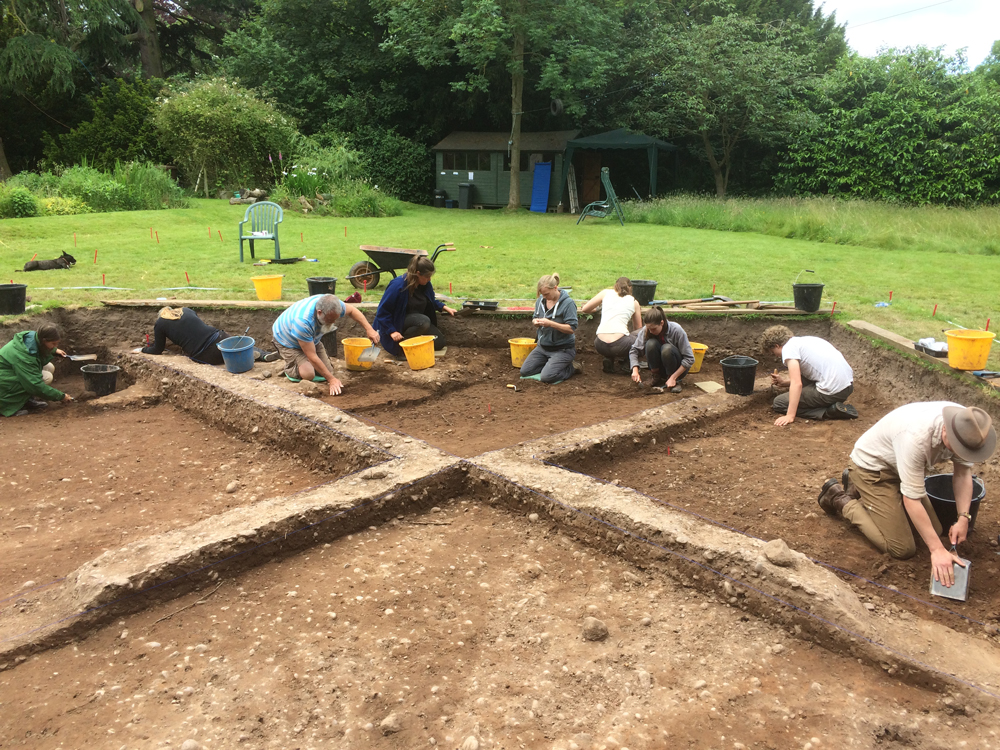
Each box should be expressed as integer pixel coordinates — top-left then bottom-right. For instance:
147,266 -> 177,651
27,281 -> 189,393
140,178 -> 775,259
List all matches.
347,243 -> 456,290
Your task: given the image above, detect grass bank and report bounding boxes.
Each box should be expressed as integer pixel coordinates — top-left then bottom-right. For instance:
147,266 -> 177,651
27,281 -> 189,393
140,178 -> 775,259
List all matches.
1,199 -> 997,365
623,195 -> 1000,256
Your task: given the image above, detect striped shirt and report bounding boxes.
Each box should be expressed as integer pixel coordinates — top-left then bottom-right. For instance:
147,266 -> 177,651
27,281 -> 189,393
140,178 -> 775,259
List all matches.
272,295 -> 345,349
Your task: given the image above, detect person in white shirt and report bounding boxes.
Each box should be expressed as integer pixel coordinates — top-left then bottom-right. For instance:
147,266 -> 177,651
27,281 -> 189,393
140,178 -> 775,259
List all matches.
759,325 -> 856,425
580,277 -> 642,375
817,402 -> 995,587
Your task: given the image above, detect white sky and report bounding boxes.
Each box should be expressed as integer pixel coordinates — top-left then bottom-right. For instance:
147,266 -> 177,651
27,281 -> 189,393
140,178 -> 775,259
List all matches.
818,0 -> 997,68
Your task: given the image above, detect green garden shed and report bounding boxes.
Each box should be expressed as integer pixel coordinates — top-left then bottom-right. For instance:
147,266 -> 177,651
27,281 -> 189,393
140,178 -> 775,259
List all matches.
432,130 -> 580,209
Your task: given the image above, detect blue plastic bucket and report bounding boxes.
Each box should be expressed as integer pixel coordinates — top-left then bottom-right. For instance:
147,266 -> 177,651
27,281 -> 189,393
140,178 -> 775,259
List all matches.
217,335 -> 255,374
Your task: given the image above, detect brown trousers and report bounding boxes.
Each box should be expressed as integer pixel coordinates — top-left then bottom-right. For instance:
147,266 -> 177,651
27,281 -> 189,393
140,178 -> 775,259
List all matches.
276,341 -> 334,381
842,459 -> 943,559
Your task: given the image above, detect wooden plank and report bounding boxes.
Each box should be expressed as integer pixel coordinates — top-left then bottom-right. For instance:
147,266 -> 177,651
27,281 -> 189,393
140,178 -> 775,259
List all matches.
101,299 -> 379,311
846,320 -> 916,350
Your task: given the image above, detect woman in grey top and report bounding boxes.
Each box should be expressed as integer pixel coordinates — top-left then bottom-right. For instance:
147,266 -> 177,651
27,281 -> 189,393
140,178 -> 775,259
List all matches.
519,272 -> 579,383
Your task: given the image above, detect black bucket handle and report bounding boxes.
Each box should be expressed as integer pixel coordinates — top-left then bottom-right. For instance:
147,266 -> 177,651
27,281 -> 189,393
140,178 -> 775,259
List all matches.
794,269 -> 824,285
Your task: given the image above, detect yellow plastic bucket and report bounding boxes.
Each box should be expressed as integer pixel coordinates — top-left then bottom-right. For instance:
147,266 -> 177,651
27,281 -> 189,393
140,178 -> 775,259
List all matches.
689,342 -> 708,374
251,274 -> 283,301
400,335 -> 436,370
343,337 -> 374,372
509,337 -> 537,367
945,329 -> 996,370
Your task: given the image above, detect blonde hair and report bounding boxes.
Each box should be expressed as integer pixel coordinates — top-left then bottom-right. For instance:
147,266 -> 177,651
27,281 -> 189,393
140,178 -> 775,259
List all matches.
158,306 -> 183,320
537,273 -> 560,293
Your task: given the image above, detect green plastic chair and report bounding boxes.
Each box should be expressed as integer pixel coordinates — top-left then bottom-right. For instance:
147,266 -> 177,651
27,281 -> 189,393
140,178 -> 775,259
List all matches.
577,168 -> 625,226
239,201 -> 283,262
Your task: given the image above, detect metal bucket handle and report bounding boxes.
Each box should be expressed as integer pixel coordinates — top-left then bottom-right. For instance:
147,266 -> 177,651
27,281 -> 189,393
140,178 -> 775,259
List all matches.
794,269 -> 824,285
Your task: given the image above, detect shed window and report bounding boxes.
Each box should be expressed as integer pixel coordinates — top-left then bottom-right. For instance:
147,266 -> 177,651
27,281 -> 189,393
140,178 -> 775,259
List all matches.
442,152 -> 491,171
503,152 -> 555,172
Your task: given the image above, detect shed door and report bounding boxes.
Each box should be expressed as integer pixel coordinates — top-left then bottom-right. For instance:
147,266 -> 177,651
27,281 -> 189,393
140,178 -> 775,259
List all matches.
581,152 -> 602,203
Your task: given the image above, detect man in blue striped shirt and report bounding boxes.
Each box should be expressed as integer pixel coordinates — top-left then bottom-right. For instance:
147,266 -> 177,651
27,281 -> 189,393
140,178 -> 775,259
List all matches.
272,294 -> 379,395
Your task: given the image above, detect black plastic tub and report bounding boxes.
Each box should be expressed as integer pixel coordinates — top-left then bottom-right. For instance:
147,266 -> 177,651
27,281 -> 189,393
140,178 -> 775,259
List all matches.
720,355 -> 758,396
925,473 -> 985,532
0,283 -> 27,315
792,283 -> 824,312
80,364 -> 120,397
630,280 -> 658,307
306,277 -> 337,296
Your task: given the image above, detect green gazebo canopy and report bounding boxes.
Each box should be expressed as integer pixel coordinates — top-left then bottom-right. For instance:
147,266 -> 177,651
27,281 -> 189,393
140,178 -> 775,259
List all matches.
561,128 -> 678,199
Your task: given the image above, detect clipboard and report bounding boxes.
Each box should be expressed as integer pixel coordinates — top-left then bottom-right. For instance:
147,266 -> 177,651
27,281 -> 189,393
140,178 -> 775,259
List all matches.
929,546 -> 971,602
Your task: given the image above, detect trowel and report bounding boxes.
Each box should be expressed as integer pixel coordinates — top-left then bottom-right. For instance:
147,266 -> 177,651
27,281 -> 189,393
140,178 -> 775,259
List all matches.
60,353 -> 97,361
358,344 -> 381,363
929,545 -> 971,602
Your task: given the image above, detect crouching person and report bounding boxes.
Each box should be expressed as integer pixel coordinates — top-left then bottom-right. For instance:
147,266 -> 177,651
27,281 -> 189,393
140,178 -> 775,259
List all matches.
760,325 -> 856,425
0,324 -> 73,416
629,306 -> 693,393
818,402 -> 995,588
272,294 -> 379,396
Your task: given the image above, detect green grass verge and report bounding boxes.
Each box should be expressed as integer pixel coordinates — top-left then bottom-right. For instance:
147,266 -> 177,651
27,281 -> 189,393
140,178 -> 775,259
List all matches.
623,195 -> 1000,256
1,198 -> 997,367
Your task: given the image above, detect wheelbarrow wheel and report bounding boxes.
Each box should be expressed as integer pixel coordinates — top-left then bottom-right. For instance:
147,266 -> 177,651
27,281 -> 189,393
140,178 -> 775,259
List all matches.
348,261 -> 381,290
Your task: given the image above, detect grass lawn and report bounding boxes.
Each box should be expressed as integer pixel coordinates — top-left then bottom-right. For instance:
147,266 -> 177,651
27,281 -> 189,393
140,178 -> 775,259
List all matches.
1,199 -> 997,365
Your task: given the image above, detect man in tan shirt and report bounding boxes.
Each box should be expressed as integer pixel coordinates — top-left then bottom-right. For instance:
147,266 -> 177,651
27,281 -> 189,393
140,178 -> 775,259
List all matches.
817,402 -> 995,587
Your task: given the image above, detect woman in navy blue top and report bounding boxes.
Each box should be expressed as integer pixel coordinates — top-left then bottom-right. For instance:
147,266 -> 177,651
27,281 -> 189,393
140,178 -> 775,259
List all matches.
374,256 -> 456,359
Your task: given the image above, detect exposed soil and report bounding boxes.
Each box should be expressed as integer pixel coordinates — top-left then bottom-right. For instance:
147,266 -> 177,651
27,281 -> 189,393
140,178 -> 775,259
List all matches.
4,502 -> 995,750
567,383 -> 1000,634
0,401 -> 323,604
326,348 -> 730,457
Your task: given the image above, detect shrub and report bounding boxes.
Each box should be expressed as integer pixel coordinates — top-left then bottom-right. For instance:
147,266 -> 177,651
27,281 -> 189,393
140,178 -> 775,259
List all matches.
39,196 -> 93,215
319,180 -> 403,218
8,171 -> 61,197
278,136 -> 361,198
43,80 -> 169,170
349,128 -> 432,204
0,187 -> 40,218
155,78 -> 298,193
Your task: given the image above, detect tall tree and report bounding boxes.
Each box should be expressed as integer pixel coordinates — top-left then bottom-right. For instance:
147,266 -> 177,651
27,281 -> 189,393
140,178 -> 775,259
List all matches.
375,0 -> 620,209
779,47 -> 1000,204
635,13 -> 814,198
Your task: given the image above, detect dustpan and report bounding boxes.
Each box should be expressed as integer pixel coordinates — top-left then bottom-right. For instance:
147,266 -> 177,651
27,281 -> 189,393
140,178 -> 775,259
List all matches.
929,546 -> 971,601
358,344 -> 381,363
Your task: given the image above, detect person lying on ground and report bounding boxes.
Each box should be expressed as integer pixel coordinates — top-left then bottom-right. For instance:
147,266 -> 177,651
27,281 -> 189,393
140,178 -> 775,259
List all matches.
759,324 -> 856,425
272,294 -> 379,396
373,255 -> 456,360
0,323 -> 73,417
817,402 -> 995,587
629,306 -> 693,392
520,272 -> 580,384
580,276 -> 642,375
138,307 -> 279,365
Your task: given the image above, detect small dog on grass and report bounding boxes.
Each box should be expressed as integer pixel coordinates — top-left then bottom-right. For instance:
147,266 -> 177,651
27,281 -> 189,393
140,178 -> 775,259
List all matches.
18,251 -> 77,272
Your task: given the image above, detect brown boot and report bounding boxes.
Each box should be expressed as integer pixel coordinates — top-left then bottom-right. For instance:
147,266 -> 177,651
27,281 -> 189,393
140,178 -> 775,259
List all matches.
842,467 -> 860,499
818,479 -> 850,516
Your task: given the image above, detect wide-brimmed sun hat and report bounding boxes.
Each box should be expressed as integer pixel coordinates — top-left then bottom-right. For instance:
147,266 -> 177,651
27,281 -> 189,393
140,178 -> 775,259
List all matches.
942,405 -> 997,463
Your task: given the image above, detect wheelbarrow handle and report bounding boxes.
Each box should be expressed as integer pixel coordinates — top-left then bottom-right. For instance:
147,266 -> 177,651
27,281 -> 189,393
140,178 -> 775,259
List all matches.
431,243 -> 458,262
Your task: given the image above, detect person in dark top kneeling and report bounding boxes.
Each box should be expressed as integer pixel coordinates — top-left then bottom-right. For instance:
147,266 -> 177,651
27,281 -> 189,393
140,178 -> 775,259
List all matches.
139,307 -> 277,365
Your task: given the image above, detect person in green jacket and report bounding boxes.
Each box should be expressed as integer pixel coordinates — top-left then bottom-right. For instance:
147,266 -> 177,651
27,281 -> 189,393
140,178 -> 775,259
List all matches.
0,324 -> 74,417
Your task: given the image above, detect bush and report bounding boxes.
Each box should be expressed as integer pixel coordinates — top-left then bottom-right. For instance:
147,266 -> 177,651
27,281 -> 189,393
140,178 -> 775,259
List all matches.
8,171 -> 61,197
278,135 -> 361,198
155,78 -> 298,193
6,162 -> 188,213
349,128 -> 432,204
39,196 -> 93,215
313,180 -> 403,218
0,186 -> 40,218
43,80 -> 169,170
